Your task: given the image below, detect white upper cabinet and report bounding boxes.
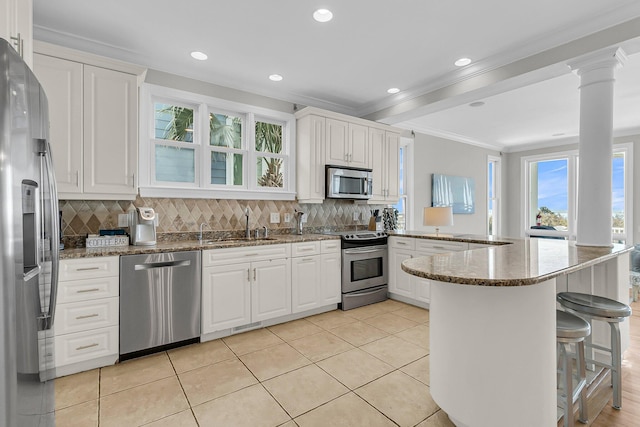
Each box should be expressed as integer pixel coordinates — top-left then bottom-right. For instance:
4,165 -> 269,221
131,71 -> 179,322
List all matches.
368,129 -> 400,204
33,42 -> 145,200
83,65 -> 137,196
296,114 -> 326,203
296,107 -> 400,203
33,54 -> 83,194
1,0 -> 33,67
325,119 -> 369,168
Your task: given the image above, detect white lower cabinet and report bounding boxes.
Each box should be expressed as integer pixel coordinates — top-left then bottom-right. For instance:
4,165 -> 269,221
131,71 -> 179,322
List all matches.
389,237 -> 468,306
291,240 -> 341,313
53,256 -> 119,376
202,244 -> 291,335
202,262 -> 252,332
320,240 -> 341,305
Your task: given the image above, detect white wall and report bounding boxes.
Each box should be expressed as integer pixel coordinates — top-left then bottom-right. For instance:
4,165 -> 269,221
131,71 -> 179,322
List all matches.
503,135 -> 640,244
412,133 -> 502,235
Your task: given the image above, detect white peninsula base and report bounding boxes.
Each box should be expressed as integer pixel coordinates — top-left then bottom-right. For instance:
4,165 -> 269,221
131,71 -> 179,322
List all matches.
430,279 -> 557,427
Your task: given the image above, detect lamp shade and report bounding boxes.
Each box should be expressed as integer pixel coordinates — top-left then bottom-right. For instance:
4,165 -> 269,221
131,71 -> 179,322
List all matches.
424,206 -> 454,227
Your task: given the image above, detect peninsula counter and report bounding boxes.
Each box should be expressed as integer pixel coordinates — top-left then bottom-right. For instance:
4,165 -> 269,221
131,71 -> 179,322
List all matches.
401,236 -> 631,427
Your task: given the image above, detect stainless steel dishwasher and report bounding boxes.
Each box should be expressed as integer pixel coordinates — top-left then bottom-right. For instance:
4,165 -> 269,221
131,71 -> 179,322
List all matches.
120,251 -> 201,356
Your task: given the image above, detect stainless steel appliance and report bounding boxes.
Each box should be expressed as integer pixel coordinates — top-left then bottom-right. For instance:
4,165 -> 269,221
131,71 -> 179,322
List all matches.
333,231 -> 388,310
120,251 -> 201,356
129,207 -> 157,245
1,38 -> 60,427
326,165 -> 373,200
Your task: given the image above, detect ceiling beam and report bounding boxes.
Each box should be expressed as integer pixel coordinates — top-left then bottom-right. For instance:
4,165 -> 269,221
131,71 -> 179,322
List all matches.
364,16 -> 640,124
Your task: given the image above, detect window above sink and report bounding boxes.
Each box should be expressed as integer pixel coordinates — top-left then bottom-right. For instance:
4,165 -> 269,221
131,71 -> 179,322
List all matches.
139,83 -> 296,200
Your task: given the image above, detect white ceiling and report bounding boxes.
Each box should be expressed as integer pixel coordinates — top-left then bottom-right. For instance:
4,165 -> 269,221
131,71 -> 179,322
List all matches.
33,0 -> 640,151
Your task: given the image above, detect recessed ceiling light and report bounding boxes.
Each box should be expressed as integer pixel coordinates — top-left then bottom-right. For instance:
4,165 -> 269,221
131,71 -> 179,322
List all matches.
269,74 -> 283,82
313,9 -> 333,22
387,88 -> 400,94
190,51 -> 208,61
455,57 -> 472,67
469,101 -> 485,107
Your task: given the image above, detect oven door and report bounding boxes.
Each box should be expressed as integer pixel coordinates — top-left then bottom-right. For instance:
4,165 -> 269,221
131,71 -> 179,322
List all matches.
342,245 -> 388,293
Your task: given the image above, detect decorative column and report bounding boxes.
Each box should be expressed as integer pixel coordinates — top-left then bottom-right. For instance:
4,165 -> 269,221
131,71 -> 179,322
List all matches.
568,47 -> 626,247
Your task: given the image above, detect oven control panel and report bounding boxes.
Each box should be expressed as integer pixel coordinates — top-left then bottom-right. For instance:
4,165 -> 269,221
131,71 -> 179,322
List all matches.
343,231 -> 387,241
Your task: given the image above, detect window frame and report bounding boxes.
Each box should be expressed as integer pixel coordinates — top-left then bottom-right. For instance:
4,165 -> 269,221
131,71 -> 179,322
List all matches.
151,98 -> 201,188
487,155 -> 501,236
139,83 -> 296,200
398,137 -> 413,230
520,143 -> 633,243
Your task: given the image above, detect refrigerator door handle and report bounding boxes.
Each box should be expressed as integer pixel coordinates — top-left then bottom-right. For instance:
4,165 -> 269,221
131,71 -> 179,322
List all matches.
39,140 -> 60,330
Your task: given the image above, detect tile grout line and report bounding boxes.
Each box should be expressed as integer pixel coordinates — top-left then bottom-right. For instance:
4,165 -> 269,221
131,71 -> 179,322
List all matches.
164,349 -> 202,427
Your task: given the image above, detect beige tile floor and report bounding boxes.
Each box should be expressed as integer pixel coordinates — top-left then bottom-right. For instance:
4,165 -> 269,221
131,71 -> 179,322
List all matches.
54,299 -> 454,427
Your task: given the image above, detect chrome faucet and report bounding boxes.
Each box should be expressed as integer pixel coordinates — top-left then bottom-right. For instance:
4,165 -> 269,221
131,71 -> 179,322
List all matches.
263,226 -> 268,238
198,222 -> 211,244
294,210 -> 305,235
244,207 -> 251,238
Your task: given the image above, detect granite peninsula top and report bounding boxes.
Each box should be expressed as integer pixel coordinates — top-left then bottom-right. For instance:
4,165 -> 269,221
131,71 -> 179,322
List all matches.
399,233 -> 632,287
59,233 -> 340,260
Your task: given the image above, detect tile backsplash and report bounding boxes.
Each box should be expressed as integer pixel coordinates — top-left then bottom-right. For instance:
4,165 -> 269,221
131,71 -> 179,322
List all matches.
60,196 -> 387,243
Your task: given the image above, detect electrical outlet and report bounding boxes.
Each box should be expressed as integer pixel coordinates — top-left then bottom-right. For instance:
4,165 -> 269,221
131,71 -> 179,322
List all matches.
270,212 -> 280,223
353,212 -> 359,221
284,213 -> 292,223
118,214 -> 129,227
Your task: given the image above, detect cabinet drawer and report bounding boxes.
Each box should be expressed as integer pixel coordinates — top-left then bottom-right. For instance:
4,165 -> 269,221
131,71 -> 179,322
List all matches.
57,275 -> 119,304
292,241 -> 320,257
320,239 -> 341,253
415,239 -> 465,253
59,256 -> 119,281
203,244 -> 290,267
54,326 -> 118,367
389,237 -> 415,250
54,297 -> 119,335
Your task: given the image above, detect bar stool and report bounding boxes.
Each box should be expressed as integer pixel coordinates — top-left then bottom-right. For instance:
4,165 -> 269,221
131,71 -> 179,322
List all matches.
557,292 -> 632,409
557,310 -> 591,426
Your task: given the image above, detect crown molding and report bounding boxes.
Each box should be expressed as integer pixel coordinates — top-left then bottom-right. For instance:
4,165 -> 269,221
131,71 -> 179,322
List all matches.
397,122 -> 504,152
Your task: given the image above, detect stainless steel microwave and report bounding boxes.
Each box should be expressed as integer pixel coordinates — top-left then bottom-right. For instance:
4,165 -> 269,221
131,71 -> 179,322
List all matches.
326,165 -> 373,200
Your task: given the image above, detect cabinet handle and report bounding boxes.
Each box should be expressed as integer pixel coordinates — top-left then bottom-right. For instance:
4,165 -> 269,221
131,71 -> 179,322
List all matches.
397,242 -> 407,245
76,313 -> 99,320
247,268 -> 251,282
76,343 -> 99,351
253,268 -> 256,281
75,267 -> 101,271
76,288 -> 100,293
432,246 -> 446,250
299,248 -> 314,252
302,258 -> 314,262
76,170 -> 80,186
132,173 -> 136,188
245,253 -> 259,257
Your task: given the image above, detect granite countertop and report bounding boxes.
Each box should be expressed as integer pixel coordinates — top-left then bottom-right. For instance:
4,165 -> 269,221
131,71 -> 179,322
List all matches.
59,233 -> 340,259
401,237 -> 632,287
388,230 -> 515,245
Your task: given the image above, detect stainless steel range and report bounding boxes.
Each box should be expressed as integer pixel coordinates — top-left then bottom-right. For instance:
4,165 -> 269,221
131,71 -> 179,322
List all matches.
331,231 -> 388,310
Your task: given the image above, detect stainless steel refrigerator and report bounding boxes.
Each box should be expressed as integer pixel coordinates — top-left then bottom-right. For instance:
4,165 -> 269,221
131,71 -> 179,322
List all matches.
1,38 -> 60,427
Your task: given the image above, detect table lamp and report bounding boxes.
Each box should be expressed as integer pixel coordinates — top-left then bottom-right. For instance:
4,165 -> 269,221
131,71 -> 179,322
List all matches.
424,206 -> 453,236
